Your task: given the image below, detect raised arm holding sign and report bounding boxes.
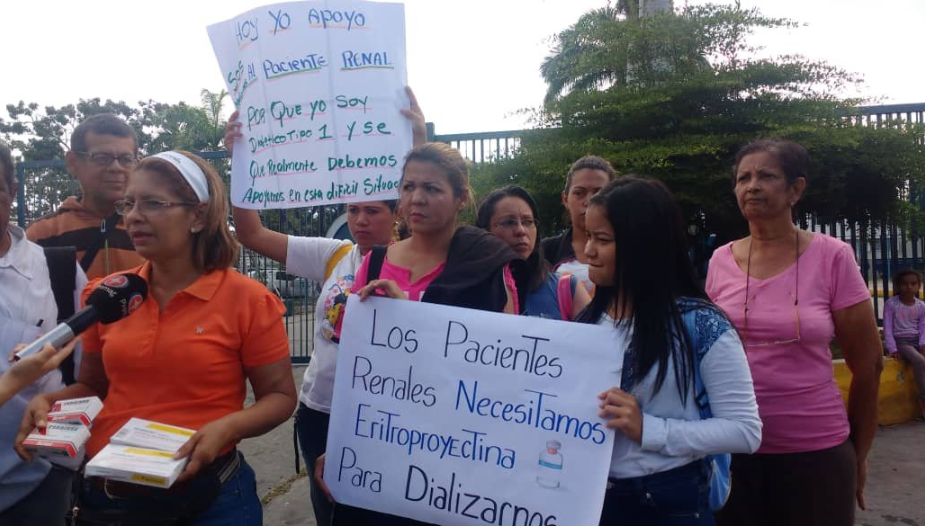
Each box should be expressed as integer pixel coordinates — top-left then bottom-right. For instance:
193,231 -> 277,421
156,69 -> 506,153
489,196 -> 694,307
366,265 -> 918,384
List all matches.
224,87 -> 427,526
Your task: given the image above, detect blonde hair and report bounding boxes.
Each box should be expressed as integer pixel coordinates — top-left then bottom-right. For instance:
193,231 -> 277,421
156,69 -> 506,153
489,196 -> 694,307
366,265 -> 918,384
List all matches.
134,152 -> 238,271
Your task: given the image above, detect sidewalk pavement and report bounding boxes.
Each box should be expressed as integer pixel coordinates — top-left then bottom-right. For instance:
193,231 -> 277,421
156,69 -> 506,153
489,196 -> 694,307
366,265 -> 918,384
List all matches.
247,367 -> 924,526
856,422 -> 925,526
240,366 -> 316,526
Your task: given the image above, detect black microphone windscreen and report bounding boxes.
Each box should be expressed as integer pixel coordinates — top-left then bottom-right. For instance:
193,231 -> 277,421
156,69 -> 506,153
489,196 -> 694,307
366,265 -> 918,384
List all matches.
86,273 -> 149,324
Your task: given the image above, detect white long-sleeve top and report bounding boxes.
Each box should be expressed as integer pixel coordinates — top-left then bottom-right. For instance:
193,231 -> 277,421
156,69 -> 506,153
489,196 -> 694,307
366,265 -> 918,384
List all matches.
601,307 -> 762,479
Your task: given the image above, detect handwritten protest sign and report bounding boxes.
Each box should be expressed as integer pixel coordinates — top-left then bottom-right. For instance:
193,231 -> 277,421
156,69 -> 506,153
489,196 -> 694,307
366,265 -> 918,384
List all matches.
326,296 -> 623,526
207,2 -> 411,209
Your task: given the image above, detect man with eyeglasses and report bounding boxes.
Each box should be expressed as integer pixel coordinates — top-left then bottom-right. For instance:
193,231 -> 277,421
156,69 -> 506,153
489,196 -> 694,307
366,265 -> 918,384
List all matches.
26,114 -> 145,280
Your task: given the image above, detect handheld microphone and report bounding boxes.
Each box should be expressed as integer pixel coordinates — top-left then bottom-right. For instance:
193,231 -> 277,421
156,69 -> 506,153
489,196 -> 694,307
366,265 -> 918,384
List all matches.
13,273 -> 148,361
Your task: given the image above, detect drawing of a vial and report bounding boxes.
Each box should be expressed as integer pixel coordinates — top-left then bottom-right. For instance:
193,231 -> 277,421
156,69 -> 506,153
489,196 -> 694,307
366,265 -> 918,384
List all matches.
537,440 -> 563,488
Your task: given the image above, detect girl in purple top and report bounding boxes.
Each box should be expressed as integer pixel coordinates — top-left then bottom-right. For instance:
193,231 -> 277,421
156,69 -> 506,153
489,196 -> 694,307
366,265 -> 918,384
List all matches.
884,268 -> 925,417
707,139 -> 882,526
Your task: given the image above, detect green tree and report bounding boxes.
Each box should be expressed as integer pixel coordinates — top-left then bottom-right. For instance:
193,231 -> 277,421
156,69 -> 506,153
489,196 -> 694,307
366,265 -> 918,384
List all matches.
0,92 -> 231,222
201,88 -> 230,150
1,91 -> 230,160
0,99 -> 144,161
475,3 -> 925,243
142,89 -> 230,153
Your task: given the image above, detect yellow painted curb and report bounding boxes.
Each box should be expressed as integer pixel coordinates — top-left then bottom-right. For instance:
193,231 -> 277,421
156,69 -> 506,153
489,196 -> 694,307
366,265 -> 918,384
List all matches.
868,289 -> 925,299
833,358 -> 921,425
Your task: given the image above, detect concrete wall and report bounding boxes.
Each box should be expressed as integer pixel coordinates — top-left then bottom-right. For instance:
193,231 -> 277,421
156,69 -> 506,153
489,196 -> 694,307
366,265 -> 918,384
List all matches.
833,358 -> 922,425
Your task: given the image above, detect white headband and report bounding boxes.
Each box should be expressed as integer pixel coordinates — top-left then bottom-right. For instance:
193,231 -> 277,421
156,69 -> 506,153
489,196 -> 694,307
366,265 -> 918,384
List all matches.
151,151 -> 210,202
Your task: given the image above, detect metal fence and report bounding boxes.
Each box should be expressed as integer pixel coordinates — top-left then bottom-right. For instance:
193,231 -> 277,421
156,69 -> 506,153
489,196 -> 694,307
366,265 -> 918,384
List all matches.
800,215 -> 925,323
435,130 -> 523,164
841,103 -> 925,128
12,104 -> 925,360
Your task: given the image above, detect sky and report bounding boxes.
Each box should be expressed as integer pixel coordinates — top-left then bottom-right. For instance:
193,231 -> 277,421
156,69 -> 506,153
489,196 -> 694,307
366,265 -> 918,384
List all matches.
1,0 -> 923,135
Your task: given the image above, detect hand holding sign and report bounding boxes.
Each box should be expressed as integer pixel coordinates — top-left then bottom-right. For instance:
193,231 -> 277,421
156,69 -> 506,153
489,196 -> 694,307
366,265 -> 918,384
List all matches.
356,279 -> 408,301
401,87 -> 427,147
325,296 -> 624,526
224,111 -> 244,155
598,387 -> 644,444
315,453 -> 333,502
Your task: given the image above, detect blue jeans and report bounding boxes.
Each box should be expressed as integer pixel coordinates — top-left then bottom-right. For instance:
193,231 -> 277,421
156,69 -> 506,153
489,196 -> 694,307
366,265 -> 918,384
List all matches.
599,460 -> 713,526
79,453 -> 261,526
296,403 -> 334,526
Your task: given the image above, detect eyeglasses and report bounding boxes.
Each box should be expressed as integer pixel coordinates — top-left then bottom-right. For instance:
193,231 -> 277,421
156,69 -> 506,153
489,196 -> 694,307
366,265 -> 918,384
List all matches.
492,218 -> 536,230
742,230 -> 802,347
743,291 -> 802,347
114,199 -> 198,216
74,151 -> 138,168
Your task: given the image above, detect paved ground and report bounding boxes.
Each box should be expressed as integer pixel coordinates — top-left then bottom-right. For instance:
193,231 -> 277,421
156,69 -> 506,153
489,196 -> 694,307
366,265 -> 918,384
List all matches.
239,367 -> 308,500
247,367 -> 925,526
855,422 -> 925,526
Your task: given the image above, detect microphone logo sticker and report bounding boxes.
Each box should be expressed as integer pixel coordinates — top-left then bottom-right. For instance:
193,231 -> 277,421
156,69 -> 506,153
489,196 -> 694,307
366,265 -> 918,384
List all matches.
102,275 -> 129,289
128,294 -> 144,314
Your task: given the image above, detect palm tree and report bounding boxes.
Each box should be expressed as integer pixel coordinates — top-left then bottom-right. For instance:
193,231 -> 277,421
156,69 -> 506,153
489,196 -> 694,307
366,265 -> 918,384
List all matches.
540,7 -> 622,103
200,88 -> 229,150
541,0 -> 699,104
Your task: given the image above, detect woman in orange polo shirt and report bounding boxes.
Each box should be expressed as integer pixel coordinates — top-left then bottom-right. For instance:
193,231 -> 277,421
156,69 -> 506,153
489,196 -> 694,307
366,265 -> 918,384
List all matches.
16,151 -> 297,525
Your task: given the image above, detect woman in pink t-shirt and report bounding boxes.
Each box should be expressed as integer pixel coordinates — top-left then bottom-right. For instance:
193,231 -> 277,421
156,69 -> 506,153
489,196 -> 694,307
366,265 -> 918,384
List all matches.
348,143 -> 520,313
707,139 -> 882,526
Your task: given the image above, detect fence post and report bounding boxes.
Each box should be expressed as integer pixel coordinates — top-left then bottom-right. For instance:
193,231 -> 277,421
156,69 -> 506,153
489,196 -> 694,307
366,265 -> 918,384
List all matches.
425,122 -> 435,142
15,163 -> 25,228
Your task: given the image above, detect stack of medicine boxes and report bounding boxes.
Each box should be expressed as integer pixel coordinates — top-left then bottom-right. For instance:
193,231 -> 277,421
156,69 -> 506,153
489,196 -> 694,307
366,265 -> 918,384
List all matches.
22,396 -> 102,459
84,417 -> 194,488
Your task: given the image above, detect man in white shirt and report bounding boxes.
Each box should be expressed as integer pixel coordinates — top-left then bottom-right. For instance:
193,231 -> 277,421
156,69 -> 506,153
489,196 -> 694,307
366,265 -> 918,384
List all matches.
0,142 -> 83,525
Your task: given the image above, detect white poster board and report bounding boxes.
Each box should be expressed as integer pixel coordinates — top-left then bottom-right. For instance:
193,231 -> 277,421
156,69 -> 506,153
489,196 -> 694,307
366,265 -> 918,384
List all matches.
326,296 -> 623,526
207,2 -> 411,209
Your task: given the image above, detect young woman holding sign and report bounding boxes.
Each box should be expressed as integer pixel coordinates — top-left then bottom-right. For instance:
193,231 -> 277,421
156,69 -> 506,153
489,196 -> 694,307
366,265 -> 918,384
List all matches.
580,177 -> 761,525
224,86 -> 426,526
315,141 -> 524,526
476,185 -> 590,320
347,142 -> 522,311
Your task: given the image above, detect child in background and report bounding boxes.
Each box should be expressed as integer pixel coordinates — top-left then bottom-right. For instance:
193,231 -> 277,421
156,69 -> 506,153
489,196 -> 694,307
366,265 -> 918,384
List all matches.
883,268 -> 925,418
